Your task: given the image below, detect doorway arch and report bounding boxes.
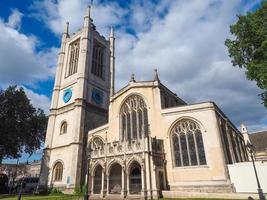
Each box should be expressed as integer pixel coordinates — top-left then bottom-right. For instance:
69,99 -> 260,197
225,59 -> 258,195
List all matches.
93,165 -> 102,194
129,162 -> 141,194
109,163 -> 122,194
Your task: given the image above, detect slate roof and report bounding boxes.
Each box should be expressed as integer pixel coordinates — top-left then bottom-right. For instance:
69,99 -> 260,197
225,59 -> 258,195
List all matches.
249,131 -> 267,152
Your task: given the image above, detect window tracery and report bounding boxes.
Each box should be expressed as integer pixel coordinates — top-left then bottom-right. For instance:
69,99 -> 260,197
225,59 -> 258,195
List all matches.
120,95 -> 148,141
53,162 -> 63,182
90,137 -> 104,150
67,40 -> 80,77
171,119 -> 206,167
92,40 -> 105,79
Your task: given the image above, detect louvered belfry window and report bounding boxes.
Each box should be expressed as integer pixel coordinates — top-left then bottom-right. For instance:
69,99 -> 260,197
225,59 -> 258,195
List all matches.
67,40 -> 80,77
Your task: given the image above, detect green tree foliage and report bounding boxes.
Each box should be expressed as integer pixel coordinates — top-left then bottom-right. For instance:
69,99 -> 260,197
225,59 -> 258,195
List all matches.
0,86 -> 47,163
225,1 -> 267,107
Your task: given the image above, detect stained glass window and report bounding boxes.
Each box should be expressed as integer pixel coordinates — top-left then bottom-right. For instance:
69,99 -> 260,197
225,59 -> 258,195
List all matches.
120,95 -> 148,141
171,119 -> 206,167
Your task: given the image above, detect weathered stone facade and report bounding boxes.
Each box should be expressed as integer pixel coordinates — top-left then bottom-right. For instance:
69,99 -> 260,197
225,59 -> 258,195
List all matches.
39,6 -> 249,199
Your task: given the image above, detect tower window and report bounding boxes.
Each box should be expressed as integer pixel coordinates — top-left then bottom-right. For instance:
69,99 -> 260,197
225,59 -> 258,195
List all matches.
66,40 -> 80,77
60,121 -> 67,135
91,40 -> 105,80
53,162 -> 63,182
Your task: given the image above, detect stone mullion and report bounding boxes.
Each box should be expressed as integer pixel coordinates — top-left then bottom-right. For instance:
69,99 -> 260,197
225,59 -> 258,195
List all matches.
71,46 -> 76,75
92,47 -> 96,74
130,109 -> 133,140
69,47 -> 74,76
171,133 -> 176,166
100,50 -> 104,78
74,43 -> 79,73
121,114 -> 124,141
125,112 -> 128,141
141,109 -> 145,137
95,47 -> 98,76
185,132 -> 191,166
193,131 -> 200,165
97,47 -> 101,76
136,108 -> 140,141
178,133 -> 183,166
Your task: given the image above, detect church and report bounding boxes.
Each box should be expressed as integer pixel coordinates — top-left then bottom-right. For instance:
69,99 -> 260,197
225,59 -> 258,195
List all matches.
38,7 -> 249,199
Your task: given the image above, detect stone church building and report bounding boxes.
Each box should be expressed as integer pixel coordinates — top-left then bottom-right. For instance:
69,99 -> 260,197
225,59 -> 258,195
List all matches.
39,7 -> 249,199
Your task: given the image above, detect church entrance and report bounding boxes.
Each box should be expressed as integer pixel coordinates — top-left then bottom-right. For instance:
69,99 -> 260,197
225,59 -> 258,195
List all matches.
93,165 -> 102,194
129,162 -> 142,194
109,163 -> 122,194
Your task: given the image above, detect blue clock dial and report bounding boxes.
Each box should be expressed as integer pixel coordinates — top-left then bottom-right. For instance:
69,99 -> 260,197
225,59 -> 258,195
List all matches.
92,88 -> 103,105
63,88 -> 72,103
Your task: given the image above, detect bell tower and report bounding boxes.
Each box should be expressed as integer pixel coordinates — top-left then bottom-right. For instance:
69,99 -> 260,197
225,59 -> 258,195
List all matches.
39,6 -> 114,191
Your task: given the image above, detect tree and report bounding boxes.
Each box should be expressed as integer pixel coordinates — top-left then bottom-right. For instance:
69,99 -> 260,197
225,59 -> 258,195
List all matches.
225,1 -> 267,107
0,86 -> 47,163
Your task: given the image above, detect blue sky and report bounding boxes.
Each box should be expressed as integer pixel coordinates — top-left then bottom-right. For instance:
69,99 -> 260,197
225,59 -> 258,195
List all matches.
1,0 -> 266,163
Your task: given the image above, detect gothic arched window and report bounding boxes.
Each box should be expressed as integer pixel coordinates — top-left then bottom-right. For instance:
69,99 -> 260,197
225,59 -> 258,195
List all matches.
67,39 -> 80,77
60,121 -> 67,135
90,137 -> 104,150
53,162 -> 63,182
120,94 -> 148,141
171,119 -> 206,167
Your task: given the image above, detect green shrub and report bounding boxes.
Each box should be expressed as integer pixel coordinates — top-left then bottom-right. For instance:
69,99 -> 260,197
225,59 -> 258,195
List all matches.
49,188 -> 64,195
73,185 -> 86,195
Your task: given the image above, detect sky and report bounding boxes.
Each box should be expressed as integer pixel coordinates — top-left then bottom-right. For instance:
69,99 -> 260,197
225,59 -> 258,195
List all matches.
1,0 -> 266,163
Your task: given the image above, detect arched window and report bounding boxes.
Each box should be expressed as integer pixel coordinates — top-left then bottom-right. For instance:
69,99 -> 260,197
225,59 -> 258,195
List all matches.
120,94 -> 148,141
171,119 -> 206,167
90,137 -> 104,150
53,162 -> 63,182
60,121 -> 67,135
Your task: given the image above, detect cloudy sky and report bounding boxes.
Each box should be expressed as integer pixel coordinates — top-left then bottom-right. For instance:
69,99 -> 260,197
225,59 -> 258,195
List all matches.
1,0 -> 266,162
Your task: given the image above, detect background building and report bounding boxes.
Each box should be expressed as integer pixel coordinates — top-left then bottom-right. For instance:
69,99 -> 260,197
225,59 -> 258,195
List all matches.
249,131 -> 267,162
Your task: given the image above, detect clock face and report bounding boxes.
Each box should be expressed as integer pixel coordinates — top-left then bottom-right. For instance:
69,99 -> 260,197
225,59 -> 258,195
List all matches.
91,88 -> 103,105
63,88 -> 72,103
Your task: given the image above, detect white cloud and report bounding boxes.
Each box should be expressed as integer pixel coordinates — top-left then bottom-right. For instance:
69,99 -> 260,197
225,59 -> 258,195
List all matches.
7,9 -> 23,29
0,10 -> 57,86
30,0 -> 267,131
31,0 -> 126,37
0,9 -> 57,113
24,87 -> 50,114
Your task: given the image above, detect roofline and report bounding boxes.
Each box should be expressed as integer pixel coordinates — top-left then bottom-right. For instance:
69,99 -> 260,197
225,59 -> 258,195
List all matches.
212,102 -> 241,134
110,80 -> 158,102
250,130 -> 267,134
159,82 -> 187,104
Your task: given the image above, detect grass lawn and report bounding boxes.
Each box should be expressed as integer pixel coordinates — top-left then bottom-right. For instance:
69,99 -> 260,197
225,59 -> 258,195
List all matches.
0,194 -> 83,200
0,196 -> 247,200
